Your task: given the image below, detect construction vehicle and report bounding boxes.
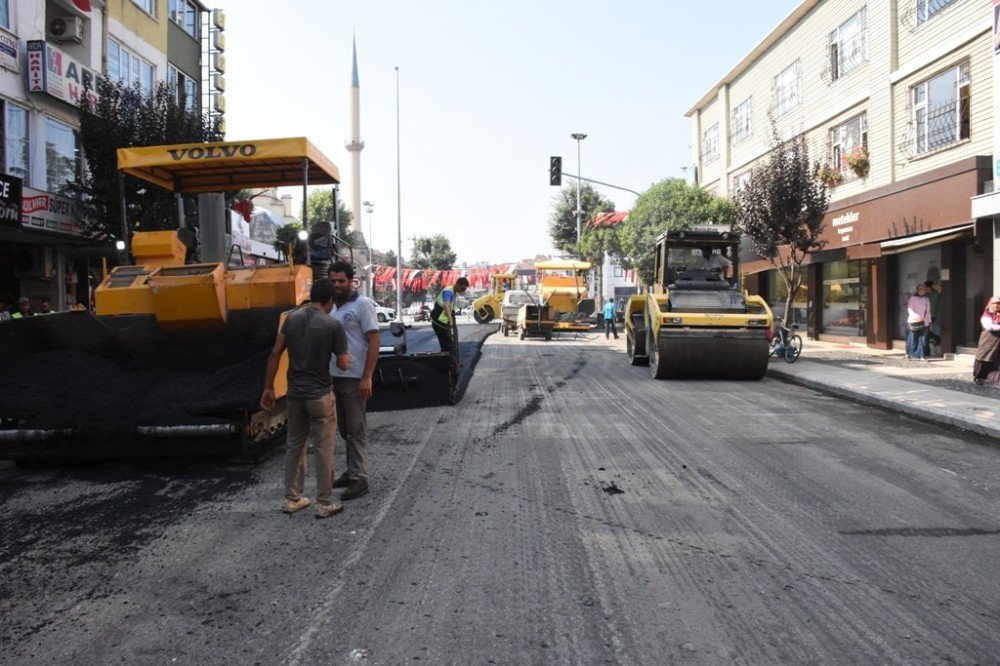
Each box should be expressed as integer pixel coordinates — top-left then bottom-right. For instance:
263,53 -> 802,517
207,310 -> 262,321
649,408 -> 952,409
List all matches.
516,303 -> 555,340
0,137 -> 457,463
624,224 -> 773,380
472,272 -> 517,323
534,260 -> 595,332
499,290 -> 531,336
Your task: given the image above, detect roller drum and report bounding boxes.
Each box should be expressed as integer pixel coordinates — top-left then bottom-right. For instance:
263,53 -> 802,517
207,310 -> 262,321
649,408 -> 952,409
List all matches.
654,329 -> 769,380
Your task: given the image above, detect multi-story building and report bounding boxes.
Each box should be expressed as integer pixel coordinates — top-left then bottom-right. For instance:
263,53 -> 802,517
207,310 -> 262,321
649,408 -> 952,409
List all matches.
0,0 -> 221,311
687,0 -> 995,353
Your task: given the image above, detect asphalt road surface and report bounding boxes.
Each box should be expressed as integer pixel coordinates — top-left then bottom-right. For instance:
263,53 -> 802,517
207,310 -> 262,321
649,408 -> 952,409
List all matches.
3,330 -> 1000,663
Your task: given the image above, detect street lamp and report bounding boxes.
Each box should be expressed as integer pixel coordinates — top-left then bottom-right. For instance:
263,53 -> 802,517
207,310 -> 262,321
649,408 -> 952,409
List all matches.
571,133 -> 587,246
363,200 -> 374,297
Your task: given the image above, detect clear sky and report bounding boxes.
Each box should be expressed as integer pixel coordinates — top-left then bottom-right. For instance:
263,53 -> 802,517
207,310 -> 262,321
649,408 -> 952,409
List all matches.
212,0 -> 802,265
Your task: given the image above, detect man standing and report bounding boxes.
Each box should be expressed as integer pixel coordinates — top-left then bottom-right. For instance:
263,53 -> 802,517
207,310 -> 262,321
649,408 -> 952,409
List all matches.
11,297 -> 33,318
261,278 -> 350,519
430,276 -> 469,353
602,298 -> 619,340
327,261 -> 380,502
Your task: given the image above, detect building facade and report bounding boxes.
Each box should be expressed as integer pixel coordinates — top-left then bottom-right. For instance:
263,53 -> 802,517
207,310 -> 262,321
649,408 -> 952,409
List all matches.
0,0 -> 221,311
687,0 -> 996,352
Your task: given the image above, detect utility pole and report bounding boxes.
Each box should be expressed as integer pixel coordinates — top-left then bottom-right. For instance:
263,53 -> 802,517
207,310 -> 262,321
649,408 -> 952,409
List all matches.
571,133 -> 587,244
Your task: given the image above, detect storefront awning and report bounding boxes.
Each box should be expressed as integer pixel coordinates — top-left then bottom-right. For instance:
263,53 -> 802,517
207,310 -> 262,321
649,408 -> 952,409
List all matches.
116,137 -> 340,193
878,224 -> 974,255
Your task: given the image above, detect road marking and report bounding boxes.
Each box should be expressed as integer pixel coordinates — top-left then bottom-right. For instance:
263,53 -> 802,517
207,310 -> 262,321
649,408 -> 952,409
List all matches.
939,467 -> 957,475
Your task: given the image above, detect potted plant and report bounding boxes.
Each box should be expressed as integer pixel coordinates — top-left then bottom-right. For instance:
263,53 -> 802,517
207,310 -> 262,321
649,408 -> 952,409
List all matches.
845,146 -> 869,178
816,163 -> 842,187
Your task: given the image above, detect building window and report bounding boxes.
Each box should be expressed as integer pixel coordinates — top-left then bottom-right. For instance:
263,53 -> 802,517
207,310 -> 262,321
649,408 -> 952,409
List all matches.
108,38 -> 155,97
916,0 -> 955,26
168,64 -> 199,113
912,62 -> 970,154
773,61 -> 800,117
131,0 -> 155,17
3,101 -> 29,182
733,171 -> 751,193
730,97 -> 752,145
169,0 -> 200,38
702,123 -> 719,163
0,0 -> 10,31
45,117 -> 80,197
829,7 -> 867,81
831,113 -> 867,179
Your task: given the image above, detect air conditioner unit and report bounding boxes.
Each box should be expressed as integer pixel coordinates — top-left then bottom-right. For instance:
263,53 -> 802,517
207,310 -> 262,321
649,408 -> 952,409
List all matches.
13,246 -> 55,279
48,16 -> 85,44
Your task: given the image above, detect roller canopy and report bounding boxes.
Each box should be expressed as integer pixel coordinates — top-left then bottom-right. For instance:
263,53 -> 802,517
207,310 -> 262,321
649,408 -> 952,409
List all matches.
117,137 -> 341,193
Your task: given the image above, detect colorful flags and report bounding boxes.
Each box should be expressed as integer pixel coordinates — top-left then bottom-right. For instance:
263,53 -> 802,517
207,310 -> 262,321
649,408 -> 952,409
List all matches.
71,0 -> 92,12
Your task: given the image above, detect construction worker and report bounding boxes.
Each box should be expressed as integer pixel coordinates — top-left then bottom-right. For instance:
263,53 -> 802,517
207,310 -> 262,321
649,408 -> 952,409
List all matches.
430,276 -> 469,353
11,297 -> 33,319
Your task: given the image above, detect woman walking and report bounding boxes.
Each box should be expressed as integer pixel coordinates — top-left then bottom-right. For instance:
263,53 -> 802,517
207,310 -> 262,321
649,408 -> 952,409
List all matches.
905,283 -> 932,361
973,295 -> 1000,386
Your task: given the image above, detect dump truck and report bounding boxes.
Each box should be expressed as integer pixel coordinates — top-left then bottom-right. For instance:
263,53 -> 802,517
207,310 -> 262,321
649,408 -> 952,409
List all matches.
534,260 -> 595,332
624,224 -> 773,380
0,137 -> 458,463
472,272 -> 517,323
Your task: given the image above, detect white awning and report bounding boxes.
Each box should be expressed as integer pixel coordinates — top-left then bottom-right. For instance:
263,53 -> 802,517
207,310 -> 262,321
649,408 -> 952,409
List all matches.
878,224 -> 974,255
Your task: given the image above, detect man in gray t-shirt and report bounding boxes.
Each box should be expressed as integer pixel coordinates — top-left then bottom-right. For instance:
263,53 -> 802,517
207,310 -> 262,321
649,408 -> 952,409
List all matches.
328,261 -> 381,501
262,278 -> 350,518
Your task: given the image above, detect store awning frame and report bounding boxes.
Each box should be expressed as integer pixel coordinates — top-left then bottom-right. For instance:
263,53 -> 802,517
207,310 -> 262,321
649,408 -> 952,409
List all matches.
878,224 -> 974,255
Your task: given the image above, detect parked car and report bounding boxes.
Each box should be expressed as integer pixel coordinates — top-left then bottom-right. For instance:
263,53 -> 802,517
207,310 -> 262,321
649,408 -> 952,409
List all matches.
373,301 -> 396,323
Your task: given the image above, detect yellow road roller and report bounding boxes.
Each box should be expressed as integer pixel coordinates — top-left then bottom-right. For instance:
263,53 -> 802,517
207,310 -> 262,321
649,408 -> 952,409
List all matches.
624,225 -> 773,380
472,272 -> 517,324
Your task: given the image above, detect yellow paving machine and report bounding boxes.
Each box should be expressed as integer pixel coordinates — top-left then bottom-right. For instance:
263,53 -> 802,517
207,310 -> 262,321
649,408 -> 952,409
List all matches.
624,224 -> 773,380
535,260 -> 595,332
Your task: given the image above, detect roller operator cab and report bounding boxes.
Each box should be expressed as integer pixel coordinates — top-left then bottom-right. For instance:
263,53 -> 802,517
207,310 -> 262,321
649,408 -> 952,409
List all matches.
624,224 -> 773,380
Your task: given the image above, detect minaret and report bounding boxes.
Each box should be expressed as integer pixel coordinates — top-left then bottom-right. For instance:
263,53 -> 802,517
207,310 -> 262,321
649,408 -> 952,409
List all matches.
345,36 -> 364,244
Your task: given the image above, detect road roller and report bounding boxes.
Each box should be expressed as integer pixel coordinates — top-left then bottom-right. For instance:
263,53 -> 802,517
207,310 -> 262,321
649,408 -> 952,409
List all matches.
624,224 -> 773,380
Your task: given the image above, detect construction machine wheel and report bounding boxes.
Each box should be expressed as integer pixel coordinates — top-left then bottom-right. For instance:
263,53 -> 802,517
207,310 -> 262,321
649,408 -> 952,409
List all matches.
502,324 -> 509,337
647,318 -> 667,379
628,313 -> 648,366
545,331 -> 552,341
519,327 -> 526,340
473,306 -> 495,324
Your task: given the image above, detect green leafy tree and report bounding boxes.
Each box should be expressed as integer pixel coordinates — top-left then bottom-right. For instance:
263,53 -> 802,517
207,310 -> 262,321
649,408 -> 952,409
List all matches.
411,235 -> 456,270
274,222 -> 305,262
548,183 -> 614,255
579,224 -> 622,303
734,126 -> 829,326
77,78 -> 221,241
619,179 -> 735,286
303,188 -> 354,235
373,248 -> 398,268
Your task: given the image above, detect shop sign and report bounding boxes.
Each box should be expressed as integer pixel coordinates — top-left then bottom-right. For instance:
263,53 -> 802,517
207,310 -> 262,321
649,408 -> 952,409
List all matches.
26,40 -> 99,106
830,210 -> 859,244
0,173 -> 22,228
0,31 -> 17,73
20,187 -> 85,235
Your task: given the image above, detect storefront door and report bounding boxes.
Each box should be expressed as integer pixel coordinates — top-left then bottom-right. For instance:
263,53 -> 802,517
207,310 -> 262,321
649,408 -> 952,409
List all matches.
822,260 -> 868,337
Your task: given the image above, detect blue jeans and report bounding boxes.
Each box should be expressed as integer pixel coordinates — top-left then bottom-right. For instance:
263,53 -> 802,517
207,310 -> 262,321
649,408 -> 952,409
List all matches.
906,326 -> 929,359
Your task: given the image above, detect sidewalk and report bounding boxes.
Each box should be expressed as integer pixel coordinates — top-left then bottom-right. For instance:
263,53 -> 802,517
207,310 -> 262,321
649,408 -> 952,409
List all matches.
767,339 -> 1000,442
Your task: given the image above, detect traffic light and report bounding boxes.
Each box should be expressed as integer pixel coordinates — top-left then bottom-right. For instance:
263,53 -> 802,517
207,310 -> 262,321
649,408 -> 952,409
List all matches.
549,156 -> 562,186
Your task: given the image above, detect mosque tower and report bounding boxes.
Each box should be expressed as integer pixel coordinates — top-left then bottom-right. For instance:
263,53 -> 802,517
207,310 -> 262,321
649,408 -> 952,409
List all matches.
345,36 -> 364,246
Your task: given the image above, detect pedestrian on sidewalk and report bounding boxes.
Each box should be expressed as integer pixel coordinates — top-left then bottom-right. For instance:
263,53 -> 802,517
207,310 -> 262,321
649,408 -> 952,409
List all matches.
905,283 -> 932,361
925,280 -> 943,354
261,278 -> 351,519
327,261 -> 380,502
431,276 -> 469,353
603,298 -> 618,340
973,295 -> 1000,386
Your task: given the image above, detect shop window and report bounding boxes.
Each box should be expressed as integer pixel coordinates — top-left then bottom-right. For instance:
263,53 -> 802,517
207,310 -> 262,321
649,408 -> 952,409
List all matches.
911,62 -> 970,155
3,101 -> 29,182
768,271 -> 809,327
731,97 -> 752,145
822,260 -> 868,337
702,123 -> 719,163
829,7 -> 867,82
45,117 -> 80,197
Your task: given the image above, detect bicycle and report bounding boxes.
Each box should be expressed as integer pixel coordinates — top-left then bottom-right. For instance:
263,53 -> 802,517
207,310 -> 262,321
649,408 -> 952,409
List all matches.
770,318 -> 802,363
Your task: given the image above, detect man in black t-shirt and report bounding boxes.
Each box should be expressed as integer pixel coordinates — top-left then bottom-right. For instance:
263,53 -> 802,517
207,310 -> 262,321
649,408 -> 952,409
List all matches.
262,278 -> 350,519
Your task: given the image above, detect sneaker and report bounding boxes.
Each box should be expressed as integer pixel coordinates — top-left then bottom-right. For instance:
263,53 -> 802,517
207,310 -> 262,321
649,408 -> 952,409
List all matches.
283,497 -> 310,514
314,501 -> 344,519
974,378 -> 985,385
341,480 -> 370,501
332,472 -> 351,489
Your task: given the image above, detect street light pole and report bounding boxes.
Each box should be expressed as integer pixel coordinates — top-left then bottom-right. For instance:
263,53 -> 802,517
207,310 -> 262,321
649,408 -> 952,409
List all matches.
395,66 -> 403,319
571,133 -> 587,246
363,200 -> 374,298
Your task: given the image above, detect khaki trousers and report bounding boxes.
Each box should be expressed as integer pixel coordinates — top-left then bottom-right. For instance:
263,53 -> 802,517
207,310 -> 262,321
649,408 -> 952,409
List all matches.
333,378 -> 370,481
284,391 -> 337,505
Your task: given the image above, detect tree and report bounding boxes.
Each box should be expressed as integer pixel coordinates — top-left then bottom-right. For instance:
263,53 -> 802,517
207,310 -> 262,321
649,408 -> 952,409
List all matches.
579,223 -> 622,303
410,235 -> 456,270
548,183 -> 614,255
273,222 -> 305,263
77,78 -> 221,241
304,188 -> 354,236
618,179 -> 735,286
373,248 -> 398,268
733,127 -> 830,326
